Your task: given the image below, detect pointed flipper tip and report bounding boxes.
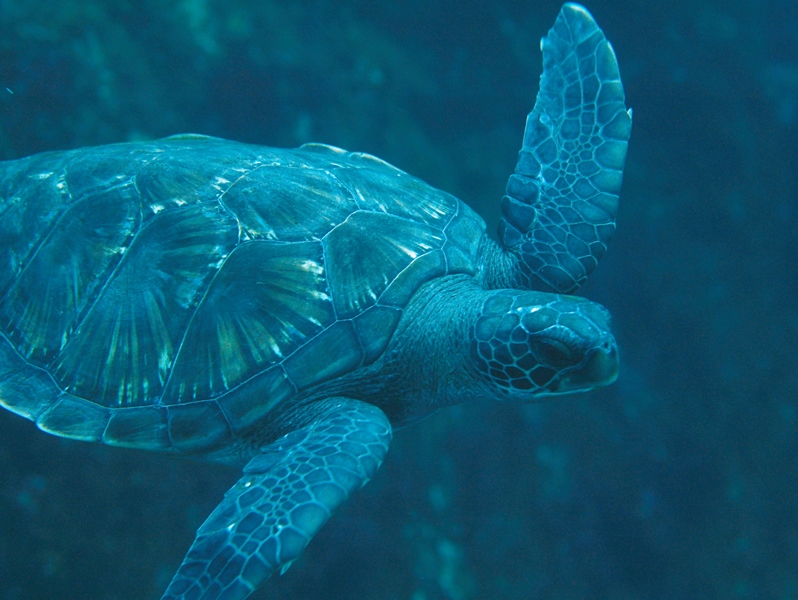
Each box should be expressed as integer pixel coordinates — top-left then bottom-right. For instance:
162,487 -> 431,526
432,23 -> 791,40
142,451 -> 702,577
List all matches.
560,3 -> 594,22
557,4 -> 601,43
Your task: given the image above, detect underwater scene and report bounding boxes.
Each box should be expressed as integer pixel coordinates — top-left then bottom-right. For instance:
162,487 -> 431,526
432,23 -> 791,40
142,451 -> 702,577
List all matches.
0,0 -> 797,598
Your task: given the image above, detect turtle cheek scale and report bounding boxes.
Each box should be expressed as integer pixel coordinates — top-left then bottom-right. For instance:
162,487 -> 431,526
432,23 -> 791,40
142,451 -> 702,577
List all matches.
471,291 -> 618,400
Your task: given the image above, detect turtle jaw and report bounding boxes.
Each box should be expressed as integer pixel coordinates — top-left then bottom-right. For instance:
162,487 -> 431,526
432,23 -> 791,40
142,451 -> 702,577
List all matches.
492,330 -> 619,402
541,338 -> 619,397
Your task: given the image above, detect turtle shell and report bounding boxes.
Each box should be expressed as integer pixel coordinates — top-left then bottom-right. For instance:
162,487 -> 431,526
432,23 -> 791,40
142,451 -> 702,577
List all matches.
0,135 -> 485,453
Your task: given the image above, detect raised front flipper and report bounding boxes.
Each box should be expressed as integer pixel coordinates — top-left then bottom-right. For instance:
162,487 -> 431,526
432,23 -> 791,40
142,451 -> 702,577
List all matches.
161,399 -> 392,600
500,3 -> 632,294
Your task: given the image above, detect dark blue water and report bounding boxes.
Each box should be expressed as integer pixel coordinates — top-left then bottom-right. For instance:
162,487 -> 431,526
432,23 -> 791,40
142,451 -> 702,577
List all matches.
1,0 -> 797,598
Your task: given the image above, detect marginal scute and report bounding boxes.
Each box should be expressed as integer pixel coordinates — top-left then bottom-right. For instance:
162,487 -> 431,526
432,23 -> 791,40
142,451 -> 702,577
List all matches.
353,306 -> 403,365
0,338 -> 60,420
218,367 -> 294,433
283,321 -> 362,389
36,394 -> 110,441
104,406 -> 170,449
168,401 -> 233,451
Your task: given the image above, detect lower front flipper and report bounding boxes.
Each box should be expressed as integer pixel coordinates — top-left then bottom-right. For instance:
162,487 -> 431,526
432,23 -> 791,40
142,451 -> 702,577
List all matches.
161,399 -> 392,600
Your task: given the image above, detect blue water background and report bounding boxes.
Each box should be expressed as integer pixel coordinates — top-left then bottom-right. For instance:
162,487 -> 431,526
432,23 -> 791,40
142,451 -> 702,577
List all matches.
1,0 -> 797,598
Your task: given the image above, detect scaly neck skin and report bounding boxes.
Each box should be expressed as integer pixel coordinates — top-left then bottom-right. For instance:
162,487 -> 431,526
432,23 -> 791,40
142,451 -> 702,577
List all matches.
367,274 -> 489,427
477,234 -> 515,291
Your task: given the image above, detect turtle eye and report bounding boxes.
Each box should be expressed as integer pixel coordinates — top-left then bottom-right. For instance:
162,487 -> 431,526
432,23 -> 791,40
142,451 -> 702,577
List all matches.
530,337 -> 574,368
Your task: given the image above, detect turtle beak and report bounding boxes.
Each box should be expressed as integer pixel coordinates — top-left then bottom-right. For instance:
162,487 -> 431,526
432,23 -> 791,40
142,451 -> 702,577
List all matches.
552,336 -> 618,394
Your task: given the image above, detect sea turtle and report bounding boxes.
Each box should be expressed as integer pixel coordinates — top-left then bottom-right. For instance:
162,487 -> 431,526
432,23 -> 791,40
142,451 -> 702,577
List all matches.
0,3 -> 630,599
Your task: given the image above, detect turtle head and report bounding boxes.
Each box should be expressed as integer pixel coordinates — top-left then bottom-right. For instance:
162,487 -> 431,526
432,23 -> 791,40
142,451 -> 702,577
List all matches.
471,290 -> 618,401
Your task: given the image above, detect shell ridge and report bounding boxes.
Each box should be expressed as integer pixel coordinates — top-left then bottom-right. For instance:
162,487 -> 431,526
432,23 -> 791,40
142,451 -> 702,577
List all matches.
159,242 -> 239,404
213,162 -> 274,244
0,164 -> 72,304
319,235 -> 340,324
57,206 -> 144,364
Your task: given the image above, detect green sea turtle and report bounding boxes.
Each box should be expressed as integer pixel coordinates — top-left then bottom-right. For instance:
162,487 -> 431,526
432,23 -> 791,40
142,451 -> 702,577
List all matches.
0,4 -> 630,598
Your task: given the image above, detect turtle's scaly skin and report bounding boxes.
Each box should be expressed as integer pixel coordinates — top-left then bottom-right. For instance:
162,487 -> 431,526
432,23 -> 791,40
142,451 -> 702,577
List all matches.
0,5 -> 630,599
492,2 -> 631,294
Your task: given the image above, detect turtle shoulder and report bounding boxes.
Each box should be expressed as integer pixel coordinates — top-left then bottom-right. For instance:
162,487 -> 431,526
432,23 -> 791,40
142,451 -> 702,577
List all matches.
0,137 -> 485,455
